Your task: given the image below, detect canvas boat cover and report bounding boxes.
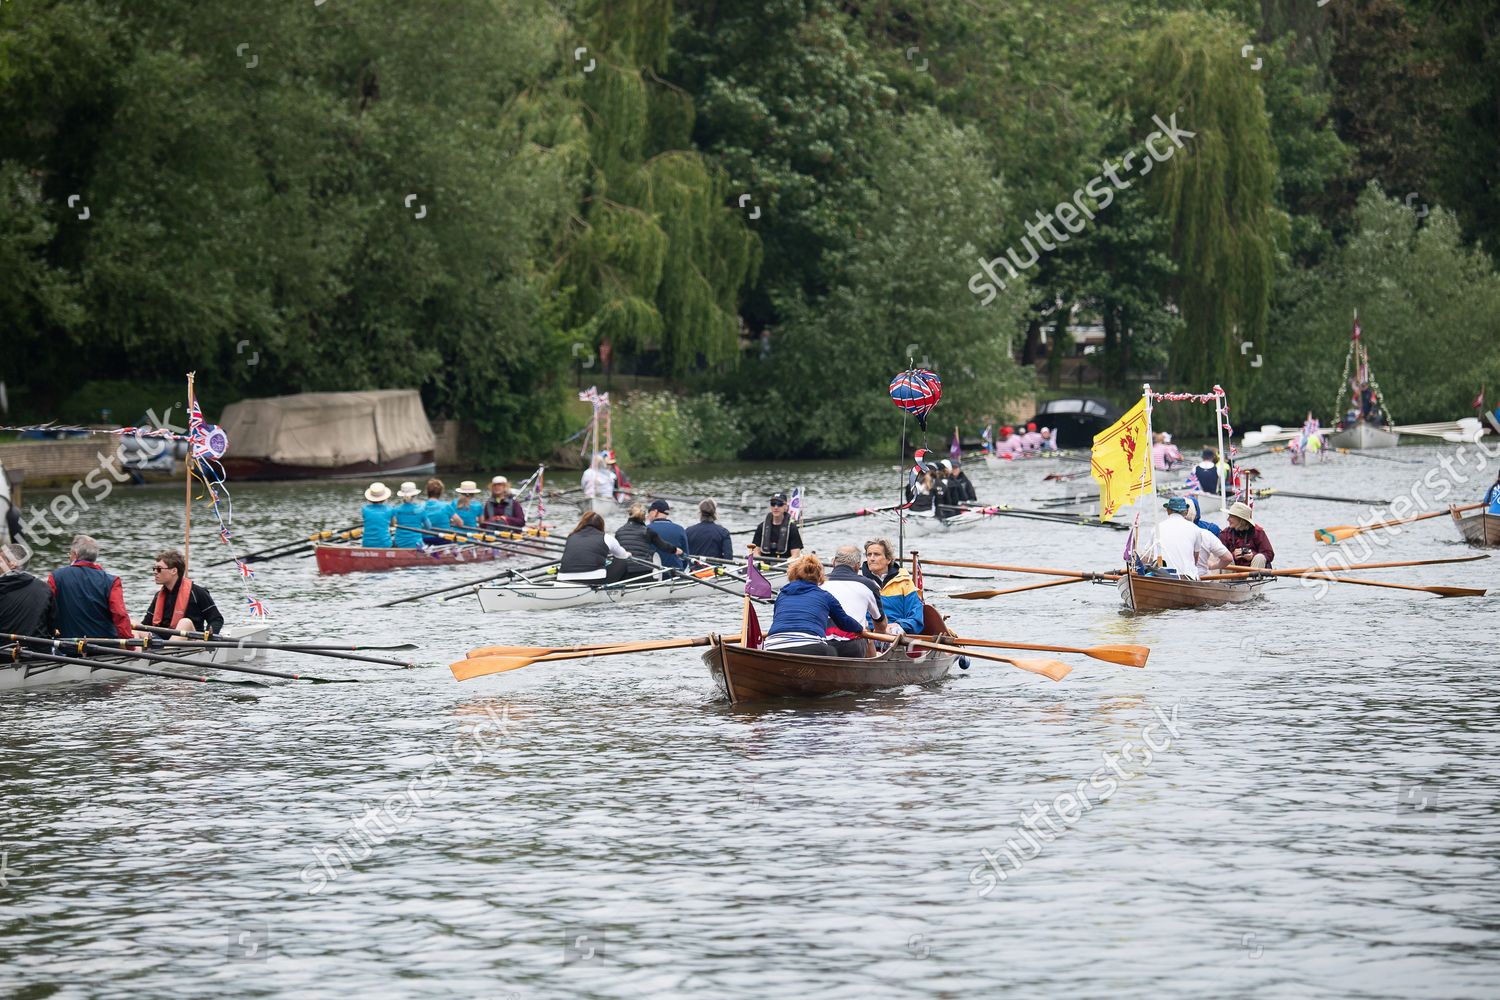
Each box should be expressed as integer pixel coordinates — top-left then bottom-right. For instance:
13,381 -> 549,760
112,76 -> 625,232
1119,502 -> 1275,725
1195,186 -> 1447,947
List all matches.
217,390 -> 434,467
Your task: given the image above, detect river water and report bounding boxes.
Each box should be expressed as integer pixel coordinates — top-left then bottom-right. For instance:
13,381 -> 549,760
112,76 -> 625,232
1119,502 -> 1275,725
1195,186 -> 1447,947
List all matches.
2,445 -> 1498,998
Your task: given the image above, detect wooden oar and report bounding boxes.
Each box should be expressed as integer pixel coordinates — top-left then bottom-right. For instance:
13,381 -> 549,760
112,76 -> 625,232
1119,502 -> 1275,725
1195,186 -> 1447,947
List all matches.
130,623 -> 417,654
944,635 -> 1149,667
452,635 -> 721,680
922,558 -> 1122,581
863,631 -> 1070,681
466,639 -> 662,658
373,559 -> 563,608
950,577 -> 1095,600
1216,553 -> 1488,576
1253,488 -> 1389,506
1206,570 -> 1486,599
206,526 -> 361,567
1315,502 -> 1485,543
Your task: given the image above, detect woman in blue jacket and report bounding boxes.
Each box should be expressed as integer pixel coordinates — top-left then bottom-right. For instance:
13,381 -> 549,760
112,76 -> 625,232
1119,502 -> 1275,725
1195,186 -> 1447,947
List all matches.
859,537 -> 925,634
360,482 -> 395,548
391,482 -> 427,548
763,554 -> 865,657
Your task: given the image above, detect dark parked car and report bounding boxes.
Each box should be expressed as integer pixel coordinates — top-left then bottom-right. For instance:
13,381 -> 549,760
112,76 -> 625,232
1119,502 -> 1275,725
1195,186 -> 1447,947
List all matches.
1025,398 -> 1123,449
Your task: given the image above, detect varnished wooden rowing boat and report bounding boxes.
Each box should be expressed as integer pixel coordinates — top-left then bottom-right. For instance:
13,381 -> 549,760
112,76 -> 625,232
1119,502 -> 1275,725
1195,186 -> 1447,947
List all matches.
0,623 -> 273,692
1451,506 -> 1500,548
704,607 -> 956,704
1117,570 -> 1265,611
314,542 -> 508,575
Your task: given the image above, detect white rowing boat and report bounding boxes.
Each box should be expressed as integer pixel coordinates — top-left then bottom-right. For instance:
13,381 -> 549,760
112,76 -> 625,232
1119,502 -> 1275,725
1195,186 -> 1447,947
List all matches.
475,571 -> 726,613
0,622 -> 273,692
883,508 -> 989,533
1327,420 -> 1400,450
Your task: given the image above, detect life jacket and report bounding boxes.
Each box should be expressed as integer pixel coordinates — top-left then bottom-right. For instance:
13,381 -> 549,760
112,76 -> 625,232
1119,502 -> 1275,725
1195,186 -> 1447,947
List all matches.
150,576 -> 195,629
559,526 -> 611,575
51,562 -> 119,638
757,515 -> 795,556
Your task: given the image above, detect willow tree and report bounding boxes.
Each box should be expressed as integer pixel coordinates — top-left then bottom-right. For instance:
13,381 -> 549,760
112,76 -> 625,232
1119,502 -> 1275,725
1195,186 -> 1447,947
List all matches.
554,0 -> 759,376
1134,12 -> 1281,413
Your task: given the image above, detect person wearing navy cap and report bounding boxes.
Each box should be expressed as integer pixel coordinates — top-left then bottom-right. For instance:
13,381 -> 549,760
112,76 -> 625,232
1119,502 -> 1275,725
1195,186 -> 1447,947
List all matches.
750,493 -> 803,560
1151,496 -> 1231,579
645,499 -> 689,571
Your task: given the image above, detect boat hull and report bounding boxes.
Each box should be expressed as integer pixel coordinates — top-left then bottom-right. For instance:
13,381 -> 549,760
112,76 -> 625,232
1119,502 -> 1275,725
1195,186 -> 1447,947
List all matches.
475,571 -> 719,612
218,451 -> 436,482
0,623 -> 273,692
1326,422 -> 1400,450
314,542 -> 502,575
1117,571 -> 1264,611
704,638 -> 954,704
891,509 -> 989,533
1451,507 -> 1500,548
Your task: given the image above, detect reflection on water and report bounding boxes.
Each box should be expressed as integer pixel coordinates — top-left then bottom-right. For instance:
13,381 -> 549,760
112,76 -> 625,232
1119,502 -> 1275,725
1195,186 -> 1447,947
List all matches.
2,452 -> 1498,997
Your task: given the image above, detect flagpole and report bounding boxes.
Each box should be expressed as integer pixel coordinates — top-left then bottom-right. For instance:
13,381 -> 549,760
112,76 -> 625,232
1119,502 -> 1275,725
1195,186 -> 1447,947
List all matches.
1214,391 -> 1228,509
1141,382 -> 1154,500
184,371 -> 195,576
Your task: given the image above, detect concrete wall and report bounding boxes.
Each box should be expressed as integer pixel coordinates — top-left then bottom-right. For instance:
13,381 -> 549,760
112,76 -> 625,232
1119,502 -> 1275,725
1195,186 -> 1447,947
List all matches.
0,440 -> 140,491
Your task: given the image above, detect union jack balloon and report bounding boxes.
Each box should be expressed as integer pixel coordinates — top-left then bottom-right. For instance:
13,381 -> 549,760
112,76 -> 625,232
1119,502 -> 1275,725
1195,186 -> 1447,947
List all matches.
888,369 -> 942,429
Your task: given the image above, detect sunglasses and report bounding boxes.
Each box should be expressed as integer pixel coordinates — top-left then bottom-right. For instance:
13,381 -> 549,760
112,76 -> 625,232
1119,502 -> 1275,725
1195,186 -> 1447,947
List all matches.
770,501 -> 786,507
152,565 -> 169,572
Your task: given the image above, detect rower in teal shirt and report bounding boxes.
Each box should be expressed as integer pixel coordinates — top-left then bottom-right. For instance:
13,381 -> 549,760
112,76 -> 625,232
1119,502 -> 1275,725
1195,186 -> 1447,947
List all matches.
1486,471 -> 1500,514
452,480 -> 483,531
360,482 -> 395,547
421,477 -> 455,545
392,482 -> 428,548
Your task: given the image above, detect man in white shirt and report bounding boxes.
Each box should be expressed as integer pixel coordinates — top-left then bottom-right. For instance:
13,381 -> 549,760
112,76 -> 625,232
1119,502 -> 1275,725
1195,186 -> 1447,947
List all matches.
1152,496 -> 1231,580
580,452 -> 617,499
821,545 -> 890,657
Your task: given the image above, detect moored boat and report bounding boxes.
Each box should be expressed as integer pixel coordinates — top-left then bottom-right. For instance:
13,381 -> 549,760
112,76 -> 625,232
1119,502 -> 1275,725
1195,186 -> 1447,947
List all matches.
314,542 -> 509,575
1451,506 -> 1500,548
216,390 -> 436,480
1117,570 -> 1265,612
704,607 -> 956,704
0,622 -> 273,692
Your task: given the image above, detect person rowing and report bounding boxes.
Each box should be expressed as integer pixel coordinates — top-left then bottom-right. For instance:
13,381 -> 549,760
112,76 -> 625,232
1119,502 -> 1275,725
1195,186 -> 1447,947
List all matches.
946,459 -> 978,506
860,537 -> 925,635
749,493 -> 802,560
451,481 -> 483,531
820,545 -> 891,657
481,476 -> 526,529
1485,471 -> 1500,514
556,511 -> 633,584
48,534 -> 133,639
391,482 -> 427,549
360,482 -> 395,547
136,549 -> 224,635
1150,497 -> 1232,579
1152,432 -> 1182,471
1191,448 -> 1222,496
993,426 -> 1023,458
1218,501 -> 1274,570
580,452 -> 616,502
613,502 -> 682,582
762,554 -> 866,657
685,499 -> 733,560
0,542 -> 54,639
422,478 -> 454,543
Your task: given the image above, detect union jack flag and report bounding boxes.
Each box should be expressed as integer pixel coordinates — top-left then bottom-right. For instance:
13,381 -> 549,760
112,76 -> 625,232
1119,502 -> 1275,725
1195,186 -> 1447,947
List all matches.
788,487 -> 803,522
235,559 -> 254,580
219,526 -> 232,545
245,596 -> 267,617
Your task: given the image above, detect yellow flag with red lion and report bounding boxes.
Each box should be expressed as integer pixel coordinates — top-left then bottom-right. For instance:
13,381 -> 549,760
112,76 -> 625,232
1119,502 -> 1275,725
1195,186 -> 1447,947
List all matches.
1091,399 -> 1153,521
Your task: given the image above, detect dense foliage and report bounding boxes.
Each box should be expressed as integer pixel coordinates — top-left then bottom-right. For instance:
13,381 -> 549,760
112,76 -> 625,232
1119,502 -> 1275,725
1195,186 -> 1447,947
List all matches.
2,0 -> 1496,463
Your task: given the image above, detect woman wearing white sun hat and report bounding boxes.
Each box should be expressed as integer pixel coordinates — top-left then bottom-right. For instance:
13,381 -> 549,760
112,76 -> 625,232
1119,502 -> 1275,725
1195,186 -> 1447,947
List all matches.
451,481 -> 483,531
391,482 -> 427,549
360,482 -> 395,548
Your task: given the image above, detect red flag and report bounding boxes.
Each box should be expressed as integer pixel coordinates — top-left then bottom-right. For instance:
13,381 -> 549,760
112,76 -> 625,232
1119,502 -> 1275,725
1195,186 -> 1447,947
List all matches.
1474,388 -> 1485,410
911,552 -> 924,597
742,600 -> 763,651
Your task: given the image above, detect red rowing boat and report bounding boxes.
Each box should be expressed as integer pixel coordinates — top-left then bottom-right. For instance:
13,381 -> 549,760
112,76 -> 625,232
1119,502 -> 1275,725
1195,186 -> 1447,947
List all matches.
314,542 -> 502,575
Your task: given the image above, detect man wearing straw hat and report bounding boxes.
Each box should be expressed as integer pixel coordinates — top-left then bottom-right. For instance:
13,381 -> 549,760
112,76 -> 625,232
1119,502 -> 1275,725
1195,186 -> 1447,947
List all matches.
1219,501 -> 1275,569
391,482 -> 427,549
359,482 -> 394,547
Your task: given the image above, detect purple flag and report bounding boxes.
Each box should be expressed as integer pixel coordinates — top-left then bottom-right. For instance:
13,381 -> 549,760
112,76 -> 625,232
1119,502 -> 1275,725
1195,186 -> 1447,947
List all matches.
745,556 -> 774,599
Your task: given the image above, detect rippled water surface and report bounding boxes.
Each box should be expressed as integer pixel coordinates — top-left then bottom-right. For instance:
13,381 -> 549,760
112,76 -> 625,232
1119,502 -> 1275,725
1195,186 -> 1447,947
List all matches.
3,447 -> 1498,998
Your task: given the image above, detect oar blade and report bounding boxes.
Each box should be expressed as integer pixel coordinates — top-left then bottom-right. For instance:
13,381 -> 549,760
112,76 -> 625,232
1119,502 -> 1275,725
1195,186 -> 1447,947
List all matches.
1314,526 -> 1358,543
1008,657 -> 1072,682
1433,586 -> 1489,598
451,655 -> 536,680
950,590 -> 1002,600
1085,644 -> 1150,667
